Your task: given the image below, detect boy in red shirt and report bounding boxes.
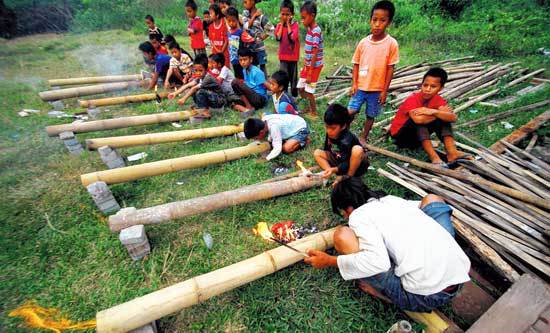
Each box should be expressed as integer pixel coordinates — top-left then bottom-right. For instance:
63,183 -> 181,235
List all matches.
390,68 -> 468,167
275,0 -> 300,97
185,0 -> 207,56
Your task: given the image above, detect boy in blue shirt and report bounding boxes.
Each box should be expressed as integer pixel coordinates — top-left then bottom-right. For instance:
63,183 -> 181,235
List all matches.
231,48 -> 268,113
139,41 -> 171,90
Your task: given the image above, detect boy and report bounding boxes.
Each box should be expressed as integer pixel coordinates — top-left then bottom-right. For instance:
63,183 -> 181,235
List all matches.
242,0 -> 275,77
265,70 -> 298,115
226,7 -> 256,80
314,104 -> 369,181
275,0 -> 300,97
349,0 -> 399,143
203,10 -> 212,42
168,54 -> 226,119
219,0 -> 232,15
165,42 -> 193,88
139,41 -> 171,90
304,177 -> 470,313
145,15 -> 163,41
389,68 -> 469,167
208,53 -> 236,97
244,114 -> 309,160
231,48 -> 268,113
298,1 -> 323,116
185,0 -> 207,56
149,35 -> 168,55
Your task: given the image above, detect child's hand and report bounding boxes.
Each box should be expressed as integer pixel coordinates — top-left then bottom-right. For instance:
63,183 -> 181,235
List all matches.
168,92 -> 176,100
412,108 -> 436,117
321,167 -> 337,179
164,81 -> 170,89
187,28 -> 194,35
378,91 -> 387,105
350,83 -> 358,96
177,97 -> 187,105
439,105 -> 453,113
304,250 -> 335,268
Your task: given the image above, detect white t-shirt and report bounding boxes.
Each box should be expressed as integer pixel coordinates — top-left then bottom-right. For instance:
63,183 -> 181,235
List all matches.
336,195 -> 470,296
218,66 -> 235,95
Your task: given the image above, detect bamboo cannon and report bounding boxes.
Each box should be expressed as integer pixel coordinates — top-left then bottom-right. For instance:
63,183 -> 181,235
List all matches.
39,81 -> 146,101
48,74 -> 143,87
80,142 -> 271,187
108,175 -> 324,231
79,92 -> 168,108
45,110 -> 196,137
95,228 -> 336,333
85,124 -> 244,150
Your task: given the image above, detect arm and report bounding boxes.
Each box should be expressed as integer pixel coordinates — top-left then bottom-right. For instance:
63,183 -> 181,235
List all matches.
260,16 -> 274,40
164,67 -> 173,88
147,72 -> 159,90
379,65 -> 395,105
274,23 -> 283,41
288,21 -> 298,43
350,63 -> 359,96
177,84 -> 200,105
169,80 -> 197,98
265,124 -> 282,160
410,106 -> 457,124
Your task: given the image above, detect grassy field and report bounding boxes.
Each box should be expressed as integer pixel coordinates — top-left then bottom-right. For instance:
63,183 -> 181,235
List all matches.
0,27 -> 548,333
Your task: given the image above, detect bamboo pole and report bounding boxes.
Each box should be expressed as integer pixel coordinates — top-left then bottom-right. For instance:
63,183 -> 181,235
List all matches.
45,110 -> 196,137
108,175 -> 324,231
95,227 -> 336,333
86,124 -> 244,150
81,142 -> 271,187
48,74 -> 143,87
455,100 -> 550,128
79,92 -> 169,108
489,111 -> 550,153
38,81 -> 145,101
504,68 -> 545,88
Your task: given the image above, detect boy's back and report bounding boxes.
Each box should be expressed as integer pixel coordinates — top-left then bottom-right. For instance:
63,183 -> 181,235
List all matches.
352,34 -> 399,92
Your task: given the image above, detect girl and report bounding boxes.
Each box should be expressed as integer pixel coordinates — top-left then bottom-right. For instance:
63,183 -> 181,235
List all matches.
208,4 -> 231,68
165,42 -> 194,88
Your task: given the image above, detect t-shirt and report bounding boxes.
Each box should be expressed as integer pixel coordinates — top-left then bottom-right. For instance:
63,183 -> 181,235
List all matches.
198,74 -> 223,95
154,54 -> 171,76
155,45 -> 168,55
275,21 -> 300,62
189,16 -> 206,49
336,195 -> 471,296
304,24 -> 323,68
228,28 -> 242,64
148,26 -> 163,41
169,53 -> 193,73
352,34 -> 399,92
243,10 -> 274,52
243,65 -> 267,98
218,66 -> 235,95
390,92 -> 448,136
323,129 -> 361,175
263,114 -> 308,160
272,92 -> 298,115
208,20 -> 230,67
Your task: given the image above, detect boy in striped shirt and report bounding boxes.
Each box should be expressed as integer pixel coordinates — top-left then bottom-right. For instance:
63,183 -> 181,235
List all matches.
298,1 -> 323,116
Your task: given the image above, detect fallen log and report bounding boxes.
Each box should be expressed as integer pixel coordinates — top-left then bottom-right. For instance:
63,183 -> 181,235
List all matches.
456,100 -> 550,128
85,124 -> 244,150
48,74 -> 143,87
80,142 -> 271,187
79,92 -> 169,108
38,81 -> 145,101
108,175 -> 324,231
45,110 -> 196,137
489,111 -> 550,153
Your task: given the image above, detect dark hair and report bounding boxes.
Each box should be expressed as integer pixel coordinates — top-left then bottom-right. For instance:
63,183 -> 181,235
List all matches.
145,14 -> 155,22
139,41 -> 156,55
423,67 -> 448,87
226,6 -> 239,19
219,0 -> 231,5
238,48 -> 254,58
244,118 -> 265,139
300,1 -> 317,16
271,70 -> 289,91
209,53 -> 225,66
331,177 -> 386,216
185,0 -> 198,10
204,10 -> 210,15
324,103 -> 350,126
149,34 -> 162,42
194,53 -> 209,70
167,42 -> 194,61
164,34 -> 176,45
209,3 -> 224,18
281,0 -> 295,14
371,1 -> 395,21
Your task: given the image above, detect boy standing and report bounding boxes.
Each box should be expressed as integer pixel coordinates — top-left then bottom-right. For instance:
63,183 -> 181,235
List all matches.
349,0 -> 399,143
242,0 -> 275,77
145,15 -> 163,41
139,41 -> 171,90
275,0 -> 300,97
231,48 -> 268,113
389,68 -> 469,167
298,1 -> 323,116
185,0 -> 207,56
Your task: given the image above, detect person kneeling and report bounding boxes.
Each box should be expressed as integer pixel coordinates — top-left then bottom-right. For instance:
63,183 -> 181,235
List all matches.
304,177 -> 470,313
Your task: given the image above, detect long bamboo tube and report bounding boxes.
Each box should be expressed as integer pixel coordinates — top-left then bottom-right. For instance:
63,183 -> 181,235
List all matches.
79,92 -> 169,108
38,81 -> 145,101
45,110 -> 196,137
48,74 -> 143,87
86,124 -> 244,150
108,175 -> 323,231
95,228 -> 336,333
81,142 -> 271,187
489,110 -> 550,154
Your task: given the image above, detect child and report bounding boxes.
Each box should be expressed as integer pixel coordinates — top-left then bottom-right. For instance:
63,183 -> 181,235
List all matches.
208,4 -> 231,68
226,7 -> 249,80
185,0 -> 207,56
208,53 -> 236,97
244,114 -> 309,160
165,42 -> 194,88
219,0 -> 232,15
149,34 -> 168,55
265,70 -> 299,115
390,68 -> 469,167
231,48 -> 268,113
139,41 -> 171,90
168,53 -> 226,119
314,104 -> 369,182
298,1 -> 323,116
242,0 -> 275,77
275,0 -> 300,97
349,0 -> 399,143
203,10 -> 212,41
145,15 -> 164,41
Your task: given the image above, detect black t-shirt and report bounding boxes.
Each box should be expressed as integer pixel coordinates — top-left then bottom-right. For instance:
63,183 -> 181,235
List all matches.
323,129 -> 361,175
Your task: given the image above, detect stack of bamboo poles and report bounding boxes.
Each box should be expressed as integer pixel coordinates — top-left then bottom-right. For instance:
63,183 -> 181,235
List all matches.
372,141 -> 549,282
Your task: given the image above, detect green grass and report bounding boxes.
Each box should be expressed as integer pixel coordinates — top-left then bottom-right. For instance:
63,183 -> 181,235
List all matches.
0,28 -> 548,333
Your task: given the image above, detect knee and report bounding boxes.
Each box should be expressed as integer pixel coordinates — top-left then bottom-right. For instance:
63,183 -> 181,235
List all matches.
351,145 -> 365,158
420,194 -> 445,208
334,226 -> 359,254
314,149 -> 326,159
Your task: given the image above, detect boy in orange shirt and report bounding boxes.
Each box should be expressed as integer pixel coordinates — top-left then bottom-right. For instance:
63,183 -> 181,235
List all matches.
349,0 -> 399,144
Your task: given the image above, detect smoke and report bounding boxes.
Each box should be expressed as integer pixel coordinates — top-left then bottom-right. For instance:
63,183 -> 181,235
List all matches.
70,43 -> 142,76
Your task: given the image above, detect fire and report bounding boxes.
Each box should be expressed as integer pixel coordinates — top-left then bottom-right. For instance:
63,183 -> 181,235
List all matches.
252,222 -> 273,241
271,221 -> 297,243
296,160 -> 312,176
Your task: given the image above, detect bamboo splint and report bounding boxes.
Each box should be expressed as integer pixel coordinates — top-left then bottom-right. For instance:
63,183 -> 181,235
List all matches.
79,92 -> 169,108
48,74 -> 143,87
39,81 -> 145,101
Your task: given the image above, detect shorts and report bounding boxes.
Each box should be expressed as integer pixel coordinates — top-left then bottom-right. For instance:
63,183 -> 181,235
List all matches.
348,90 -> 381,118
297,66 -> 323,94
255,49 -> 267,65
287,128 -> 309,147
326,150 -> 369,177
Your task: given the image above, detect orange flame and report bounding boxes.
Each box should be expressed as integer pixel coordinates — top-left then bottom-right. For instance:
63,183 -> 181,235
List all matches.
296,160 -> 312,176
252,222 -> 273,241
8,301 -> 96,333
154,84 -> 158,93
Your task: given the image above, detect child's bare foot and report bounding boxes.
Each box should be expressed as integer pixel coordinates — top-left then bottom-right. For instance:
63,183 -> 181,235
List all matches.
447,151 -> 473,163
356,280 -> 392,304
358,136 -> 368,148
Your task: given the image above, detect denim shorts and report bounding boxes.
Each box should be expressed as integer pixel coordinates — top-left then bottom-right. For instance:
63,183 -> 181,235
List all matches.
360,201 -> 459,312
287,128 -> 309,147
255,49 -> 267,65
348,90 -> 381,118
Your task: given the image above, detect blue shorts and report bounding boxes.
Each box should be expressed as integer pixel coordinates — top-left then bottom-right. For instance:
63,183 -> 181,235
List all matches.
348,90 -> 381,118
255,49 -> 268,65
287,128 -> 309,147
360,201 -> 459,312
